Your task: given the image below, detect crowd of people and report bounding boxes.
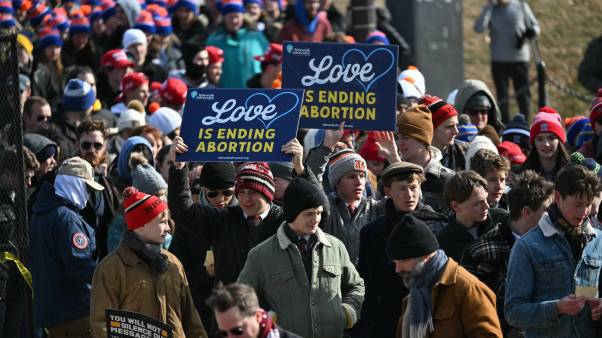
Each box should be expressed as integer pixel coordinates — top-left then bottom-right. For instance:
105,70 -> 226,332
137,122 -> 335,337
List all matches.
0,0 -> 601,337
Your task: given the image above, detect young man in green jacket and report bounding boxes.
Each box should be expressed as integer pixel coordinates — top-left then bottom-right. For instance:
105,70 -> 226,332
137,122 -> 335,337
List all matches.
237,167 -> 365,338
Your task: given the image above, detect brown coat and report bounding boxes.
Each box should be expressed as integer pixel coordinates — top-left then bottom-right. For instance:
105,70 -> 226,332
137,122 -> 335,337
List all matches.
90,242 -> 207,338
396,258 -> 502,338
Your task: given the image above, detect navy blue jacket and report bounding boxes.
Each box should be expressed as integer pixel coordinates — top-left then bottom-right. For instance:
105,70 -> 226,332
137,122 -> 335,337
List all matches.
29,182 -> 97,328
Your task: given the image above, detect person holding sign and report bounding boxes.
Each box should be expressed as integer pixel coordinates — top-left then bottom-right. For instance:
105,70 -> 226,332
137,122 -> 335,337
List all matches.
90,187 -> 207,338
167,136 -> 307,286
505,164 -> 602,337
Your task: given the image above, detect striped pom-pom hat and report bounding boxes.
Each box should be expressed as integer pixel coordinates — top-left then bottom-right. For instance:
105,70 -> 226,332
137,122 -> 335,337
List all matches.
234,162 -> 275,202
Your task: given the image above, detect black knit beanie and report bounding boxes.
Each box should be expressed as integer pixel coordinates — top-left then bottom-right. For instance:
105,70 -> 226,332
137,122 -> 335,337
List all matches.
386,214 -> 439,260
198,162 -> 236,190
283,175 -> 329,223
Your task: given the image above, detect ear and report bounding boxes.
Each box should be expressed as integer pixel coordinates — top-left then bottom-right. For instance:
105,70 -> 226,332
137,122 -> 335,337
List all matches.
255,309 -> 263,323
383,186 -> 391,198
554,191 -> 561,205
450,201 -> 460,214
520,206 -> 531,218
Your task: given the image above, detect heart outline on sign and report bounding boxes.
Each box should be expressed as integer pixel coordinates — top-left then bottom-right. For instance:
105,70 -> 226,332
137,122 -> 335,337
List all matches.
244,91 -> 300,129
340,47 -> 395,93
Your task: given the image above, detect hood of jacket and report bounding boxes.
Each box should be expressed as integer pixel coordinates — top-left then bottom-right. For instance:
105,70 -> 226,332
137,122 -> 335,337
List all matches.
117,136 -> 153,185
32,181 -> 76,214
23,133 -> 58,156
454,79 -> 504,132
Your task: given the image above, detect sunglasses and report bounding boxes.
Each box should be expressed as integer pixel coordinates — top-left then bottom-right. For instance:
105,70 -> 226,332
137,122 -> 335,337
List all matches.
216,327 -> 244,337
37,115 -> 50,122
468,108 -> 489,116
80,141 -> 104,150
207,190 -> 234,198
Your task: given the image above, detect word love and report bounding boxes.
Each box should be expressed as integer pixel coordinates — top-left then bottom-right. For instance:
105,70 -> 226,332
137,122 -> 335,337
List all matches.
301,55 -> 375,86
202,99 -> 277,126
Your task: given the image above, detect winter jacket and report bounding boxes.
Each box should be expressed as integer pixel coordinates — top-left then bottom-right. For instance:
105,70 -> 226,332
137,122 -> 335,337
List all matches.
355,200 -> 447,338
422,147 -> 455,215
440,140 -> 469,172
454,79 -> 505,133
238,223 -> 365,338
278,12 -> 333,42
207,27 -> 269,88
462,216 -> 516,335
168,166 -> 285,285
395,258 -> 503,338
474,0 -> 540,63
29,182 -> 97,328
505,212 -> 602,337
90,242 -> 207,338
436,209 -> 506,262
304,144 -> 386,265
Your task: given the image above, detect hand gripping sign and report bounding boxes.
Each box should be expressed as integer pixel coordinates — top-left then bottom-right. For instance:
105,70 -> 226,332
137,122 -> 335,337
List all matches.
282,41 -> 398,131
177,88 -> 304,162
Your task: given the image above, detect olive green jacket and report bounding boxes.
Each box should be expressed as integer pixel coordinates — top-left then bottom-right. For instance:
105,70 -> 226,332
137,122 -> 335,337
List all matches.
238,223 -> 365,338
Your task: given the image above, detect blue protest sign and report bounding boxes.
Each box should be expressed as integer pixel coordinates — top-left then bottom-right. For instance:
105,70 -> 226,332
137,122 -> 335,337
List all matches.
282,41 -> 398,131
177,88 -> 304,162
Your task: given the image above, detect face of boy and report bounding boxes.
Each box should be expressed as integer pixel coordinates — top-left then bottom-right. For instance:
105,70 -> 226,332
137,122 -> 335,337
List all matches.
484,169 -> 507,206
385,178 -> 421,213
452,186 -> 489,226
289,206 -> 323,237
555,192 -> 592,227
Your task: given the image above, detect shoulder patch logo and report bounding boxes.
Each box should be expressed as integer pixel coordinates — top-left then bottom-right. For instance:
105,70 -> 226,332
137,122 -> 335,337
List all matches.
72,232 -> 89,250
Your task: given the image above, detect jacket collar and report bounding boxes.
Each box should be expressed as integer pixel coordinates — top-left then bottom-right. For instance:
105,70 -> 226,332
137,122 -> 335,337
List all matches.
435,257 -> 458,286
539,212 -> 597,238
277,222 -> 331,250
424,146 -> 444,176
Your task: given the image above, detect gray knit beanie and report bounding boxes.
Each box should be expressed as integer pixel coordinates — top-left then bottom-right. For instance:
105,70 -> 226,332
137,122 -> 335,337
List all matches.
328,148 -> 368,189
131,163 -> 168,195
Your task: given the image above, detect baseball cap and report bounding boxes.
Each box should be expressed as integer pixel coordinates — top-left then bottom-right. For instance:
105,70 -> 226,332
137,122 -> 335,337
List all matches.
57,157 -> 104,191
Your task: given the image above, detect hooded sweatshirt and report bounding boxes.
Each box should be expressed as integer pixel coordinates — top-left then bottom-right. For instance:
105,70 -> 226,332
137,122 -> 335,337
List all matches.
117,136 -> 153,185
454,79 -> 505,133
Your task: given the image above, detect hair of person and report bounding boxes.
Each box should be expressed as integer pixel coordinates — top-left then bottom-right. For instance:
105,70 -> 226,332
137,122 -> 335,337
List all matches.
23,146 -> 40,171
469,149 -> 510,178
131,125 -> 162,143
444,170 -> 488,206
206,282 -> 259,317
156,145 -> 171,166
64,65 -> 95,83
507,170 -> 553,221
521,140 -> 569,175
23,96 -> 49,117
555,164 -> 602,201
382,171 -> 426,188
76,118 -> 107,139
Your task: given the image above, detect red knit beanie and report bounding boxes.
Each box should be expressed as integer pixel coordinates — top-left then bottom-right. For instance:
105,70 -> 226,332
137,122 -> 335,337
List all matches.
123,187 -> 167,230
530,115 -> 566,145
589,88 -> 602,125
358,133 -> 385,162
498,141 -> 526,165
422,95 -> 458,129
234,162 -> 275,202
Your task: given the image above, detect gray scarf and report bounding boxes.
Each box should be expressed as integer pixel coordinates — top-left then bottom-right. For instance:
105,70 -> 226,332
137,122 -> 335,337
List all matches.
407,249 -> 448,338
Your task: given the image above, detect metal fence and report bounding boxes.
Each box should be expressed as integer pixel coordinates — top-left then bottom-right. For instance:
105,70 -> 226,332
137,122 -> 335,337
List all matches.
0,32 -> 31,337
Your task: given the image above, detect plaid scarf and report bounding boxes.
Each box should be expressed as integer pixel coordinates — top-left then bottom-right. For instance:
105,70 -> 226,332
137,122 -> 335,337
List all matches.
547,204 -> 593,260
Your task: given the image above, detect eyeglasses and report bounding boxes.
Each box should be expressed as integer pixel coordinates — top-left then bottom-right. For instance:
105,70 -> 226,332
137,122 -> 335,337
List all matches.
37,115 -> 50,122
216,327 -> 244,337
80,141 -> 104,150
468,108 -> 489,116
207,190 -> 234,198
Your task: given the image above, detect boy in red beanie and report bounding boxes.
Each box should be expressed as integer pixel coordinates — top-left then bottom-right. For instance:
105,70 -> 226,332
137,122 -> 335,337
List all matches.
90,187 -> 207,338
